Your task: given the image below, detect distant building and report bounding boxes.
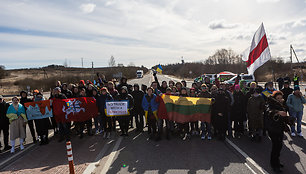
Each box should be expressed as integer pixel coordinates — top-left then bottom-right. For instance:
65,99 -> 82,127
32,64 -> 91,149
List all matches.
117,63 -> 124,67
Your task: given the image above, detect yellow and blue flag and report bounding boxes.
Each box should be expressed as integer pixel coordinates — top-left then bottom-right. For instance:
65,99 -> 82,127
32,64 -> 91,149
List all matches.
156,64 -> 163,74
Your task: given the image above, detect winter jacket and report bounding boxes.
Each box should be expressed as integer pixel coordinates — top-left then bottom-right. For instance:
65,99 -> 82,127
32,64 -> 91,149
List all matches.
286,94 -> 306,112
131,89 -> 144,112
96,93 -> 113,114
6,103 -> 27,123
247,95 -> 265,130
231,91 -> 246,121
266,96 -> 290,134
281,87 -> 293,103
0,100 -> 10,127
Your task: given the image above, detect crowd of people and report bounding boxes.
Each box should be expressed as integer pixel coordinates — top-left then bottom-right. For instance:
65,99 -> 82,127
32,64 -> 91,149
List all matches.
0,72 -> 304,173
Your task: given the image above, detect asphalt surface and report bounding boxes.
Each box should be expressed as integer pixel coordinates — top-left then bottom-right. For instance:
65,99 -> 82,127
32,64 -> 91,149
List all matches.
0,72 -> 305,174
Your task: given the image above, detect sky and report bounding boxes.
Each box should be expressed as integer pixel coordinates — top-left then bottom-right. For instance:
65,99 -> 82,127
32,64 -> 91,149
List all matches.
1,0 -> 306,69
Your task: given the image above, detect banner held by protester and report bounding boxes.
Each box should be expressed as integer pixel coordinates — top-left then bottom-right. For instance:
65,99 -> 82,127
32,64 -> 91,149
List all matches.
24,100 -> 53,120
52,97 -> 98,122
161,94 -> 212,123
105,100 -> 129,116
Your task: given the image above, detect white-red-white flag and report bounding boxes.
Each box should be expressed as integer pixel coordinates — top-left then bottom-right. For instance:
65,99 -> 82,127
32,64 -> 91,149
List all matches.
242,23 -> 271,75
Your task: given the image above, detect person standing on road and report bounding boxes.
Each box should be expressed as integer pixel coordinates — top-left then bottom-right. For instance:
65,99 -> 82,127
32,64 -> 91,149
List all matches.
0,95 -> 11,151
51,87 -> 70,142
33,92 -> 51,145
20,91 -> 36,143
198,84 -> 213,140
142,87 -> 159,140
286,85 -> 305,137
97,87 -> 113,139
116,86 -> 134,136
93,88 -> 103,135
247,87 -> 265,142
6,96 -> 27,153
190,88 -> 200,137
212,86 -> 230,141
231,85 -> 247,138
107,81 -> 119,132
266,91 -> 294,173
156,88 -> 173,140
179,87 -> 191,141
131,84 -> 145,132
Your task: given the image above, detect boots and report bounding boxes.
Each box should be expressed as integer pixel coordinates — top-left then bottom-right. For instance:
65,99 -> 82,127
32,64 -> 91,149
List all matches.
10,140 -> 15,153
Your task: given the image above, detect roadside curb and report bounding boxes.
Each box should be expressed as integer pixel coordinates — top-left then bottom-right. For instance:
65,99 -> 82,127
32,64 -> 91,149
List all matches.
0,143 -> 37,170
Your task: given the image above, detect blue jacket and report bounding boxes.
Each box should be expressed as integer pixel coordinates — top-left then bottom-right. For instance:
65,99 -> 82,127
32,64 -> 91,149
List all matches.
142,94 -> 159,112
286,94 -> 306,112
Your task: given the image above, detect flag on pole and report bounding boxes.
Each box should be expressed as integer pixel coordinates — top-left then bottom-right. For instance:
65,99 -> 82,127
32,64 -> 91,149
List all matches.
242,23 -> 271,75
156,64 -> 163,74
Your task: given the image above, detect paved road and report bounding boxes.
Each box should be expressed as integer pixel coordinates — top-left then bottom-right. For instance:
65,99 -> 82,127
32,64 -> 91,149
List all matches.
0,73 -> 306,174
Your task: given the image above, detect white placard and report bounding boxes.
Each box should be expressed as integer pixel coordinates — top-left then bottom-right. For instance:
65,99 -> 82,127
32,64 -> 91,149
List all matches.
106,101 -> 129,116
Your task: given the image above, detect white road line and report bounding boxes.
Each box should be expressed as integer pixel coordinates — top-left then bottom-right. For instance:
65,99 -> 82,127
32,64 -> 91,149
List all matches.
0,130 -> 55,169
245,162 -> 258,174
82,139 -> 113,174
99,137 -> 123,174
132,132 -> 142,140
225,138 -> 269,174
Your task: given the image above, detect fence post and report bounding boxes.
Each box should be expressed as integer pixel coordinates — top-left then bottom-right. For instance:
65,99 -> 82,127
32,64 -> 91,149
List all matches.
66,141 -> 75,174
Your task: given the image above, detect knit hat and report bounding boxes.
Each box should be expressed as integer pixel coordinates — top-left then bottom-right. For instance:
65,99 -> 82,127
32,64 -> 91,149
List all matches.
294,85 -> 300,91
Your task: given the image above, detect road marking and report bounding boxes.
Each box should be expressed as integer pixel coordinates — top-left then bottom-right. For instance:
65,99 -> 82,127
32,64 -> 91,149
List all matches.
245,162 -> 258,174
82,139 -> 114,174
225,138 -> 269,174
0,130 -> 56,169
99,137 -> 123,174
132,132 -> 142,140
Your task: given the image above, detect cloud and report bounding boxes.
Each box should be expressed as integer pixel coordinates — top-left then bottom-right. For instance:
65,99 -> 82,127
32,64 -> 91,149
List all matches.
80,3 -> 96,14
256,0 -> 280,3
208,20 -> 239,30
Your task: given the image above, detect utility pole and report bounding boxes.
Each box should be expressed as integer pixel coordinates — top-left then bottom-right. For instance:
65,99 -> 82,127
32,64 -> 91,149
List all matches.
81,58 -> 84,68
290,45 -> 303,81
91,61 -> 94,82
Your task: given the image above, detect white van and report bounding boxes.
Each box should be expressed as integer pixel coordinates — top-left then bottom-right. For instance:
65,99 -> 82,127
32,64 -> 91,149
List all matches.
136,70 -> 144,78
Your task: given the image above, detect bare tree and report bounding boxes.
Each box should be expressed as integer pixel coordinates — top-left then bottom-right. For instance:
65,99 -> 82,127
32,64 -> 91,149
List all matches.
109,56 -> 116,67
63,59 -> 68,67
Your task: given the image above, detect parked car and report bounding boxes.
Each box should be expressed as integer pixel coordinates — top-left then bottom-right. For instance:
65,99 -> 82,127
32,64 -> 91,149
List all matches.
225,74 -> 255,85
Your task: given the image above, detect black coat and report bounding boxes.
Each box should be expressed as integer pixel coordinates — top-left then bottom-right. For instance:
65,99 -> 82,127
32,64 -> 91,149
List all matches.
96,94 -> 113,115
0,101 -> 10,128
281,87 -> 293,102
266,96 -> 292,134
131,90 -> 144,112
212,89 -> 230,130
231,91 -> 247,121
